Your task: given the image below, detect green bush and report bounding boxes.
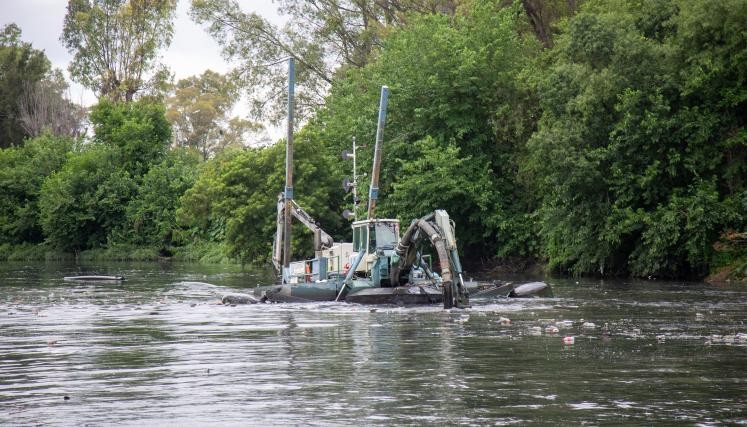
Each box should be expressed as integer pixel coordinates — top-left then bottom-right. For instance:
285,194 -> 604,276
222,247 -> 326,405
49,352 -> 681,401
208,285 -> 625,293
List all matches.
0,133 -> 73,244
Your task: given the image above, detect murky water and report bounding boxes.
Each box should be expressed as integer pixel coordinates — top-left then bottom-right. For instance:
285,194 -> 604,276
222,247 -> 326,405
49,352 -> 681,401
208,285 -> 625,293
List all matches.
1,262 -> 746,425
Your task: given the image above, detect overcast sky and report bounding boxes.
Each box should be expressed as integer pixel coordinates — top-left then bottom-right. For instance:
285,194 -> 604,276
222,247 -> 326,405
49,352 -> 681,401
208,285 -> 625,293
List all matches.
2,0 -> 284,138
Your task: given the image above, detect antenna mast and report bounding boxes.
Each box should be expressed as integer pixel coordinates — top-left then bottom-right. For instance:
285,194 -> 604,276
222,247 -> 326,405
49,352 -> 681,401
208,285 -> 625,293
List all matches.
366,86 -> 389,219
282,58 -> 295,268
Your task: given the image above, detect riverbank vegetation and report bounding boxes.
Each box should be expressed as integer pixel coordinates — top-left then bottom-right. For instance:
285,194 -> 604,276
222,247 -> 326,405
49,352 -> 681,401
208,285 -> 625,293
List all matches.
1,0 -> 744,281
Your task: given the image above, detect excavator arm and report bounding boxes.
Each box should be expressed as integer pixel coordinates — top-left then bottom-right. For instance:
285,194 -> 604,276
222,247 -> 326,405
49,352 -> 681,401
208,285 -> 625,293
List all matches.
272,193 -> 334,272
391,210 -> 470,309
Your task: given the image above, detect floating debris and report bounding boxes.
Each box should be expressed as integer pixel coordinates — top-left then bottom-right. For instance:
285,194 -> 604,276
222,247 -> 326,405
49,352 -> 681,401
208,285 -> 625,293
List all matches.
545,325 -> 560,334
452,315 -> 470,324
497,316 -> 511,326
563,336 -> 575,345
582,322 -> 597,329
556,320 -> 574,329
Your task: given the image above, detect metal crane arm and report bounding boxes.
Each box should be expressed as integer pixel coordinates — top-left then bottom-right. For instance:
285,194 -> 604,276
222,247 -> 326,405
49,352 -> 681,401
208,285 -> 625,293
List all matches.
390,210 -> 469,308
272,193 -> 335,273
289,199 -> 334,251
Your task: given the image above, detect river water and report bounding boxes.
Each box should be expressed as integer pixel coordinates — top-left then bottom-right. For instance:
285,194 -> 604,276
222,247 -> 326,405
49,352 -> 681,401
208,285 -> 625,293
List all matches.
1,261 -> 746,425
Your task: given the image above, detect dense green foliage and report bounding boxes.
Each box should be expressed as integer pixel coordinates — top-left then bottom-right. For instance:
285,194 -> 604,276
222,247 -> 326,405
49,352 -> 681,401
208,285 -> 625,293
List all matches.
526,0 -> 746,277
1,0 -> 744,278
178,130 -> 343,263
37,99 -> 194,254
298,2 -> 541,260
124,149 -> 201,248
39,144 -> 134,251
0,134 -> 73,244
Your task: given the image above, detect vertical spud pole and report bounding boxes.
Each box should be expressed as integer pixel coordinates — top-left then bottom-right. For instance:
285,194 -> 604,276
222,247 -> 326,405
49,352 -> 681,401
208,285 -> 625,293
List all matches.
283,58 -> 295,268
367,86 -> 389,219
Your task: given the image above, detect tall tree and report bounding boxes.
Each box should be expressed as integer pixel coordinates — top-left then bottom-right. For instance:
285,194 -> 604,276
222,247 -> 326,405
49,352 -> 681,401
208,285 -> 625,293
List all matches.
18,70 -> 87,139
189,0 -> 459,124
0,24 -> 51,147
178,131 -> 343,263
61,0 -> 177,102
165,70 -> 261,159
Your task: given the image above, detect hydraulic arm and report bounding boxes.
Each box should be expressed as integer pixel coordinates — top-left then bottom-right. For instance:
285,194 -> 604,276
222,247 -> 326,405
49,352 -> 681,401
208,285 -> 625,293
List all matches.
391,210 -> 470,309
272,193 -> 334,272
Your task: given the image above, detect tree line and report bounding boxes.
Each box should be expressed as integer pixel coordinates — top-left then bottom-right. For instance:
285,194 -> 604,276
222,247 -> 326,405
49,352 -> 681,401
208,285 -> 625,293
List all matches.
0,0 -> 744,280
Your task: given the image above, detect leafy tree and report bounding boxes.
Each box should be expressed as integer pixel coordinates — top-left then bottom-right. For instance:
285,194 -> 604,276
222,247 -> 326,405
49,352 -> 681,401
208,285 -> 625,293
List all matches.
0,23 -> 51,147
40,99 -> 174,251
61,0 -> 177,102
121,148 -> 201,249
520,0 -> 582,48
189,0 -> 459,123
165,70 -> 261,159
0,134 -> 74,244
89,99 -> 172,176
219,116 -> 267,150
176,150 -> 229,237
525,0 -> 746,277
40,145 -> 136,251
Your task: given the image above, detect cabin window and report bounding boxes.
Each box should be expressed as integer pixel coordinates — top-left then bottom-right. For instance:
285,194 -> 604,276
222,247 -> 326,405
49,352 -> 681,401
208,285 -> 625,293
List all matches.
353,225 -> 368,252
374,222 -> 398,249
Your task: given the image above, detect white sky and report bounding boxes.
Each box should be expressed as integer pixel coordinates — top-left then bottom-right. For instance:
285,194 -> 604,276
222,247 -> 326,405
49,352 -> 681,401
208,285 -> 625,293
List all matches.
1,0 -> 285,139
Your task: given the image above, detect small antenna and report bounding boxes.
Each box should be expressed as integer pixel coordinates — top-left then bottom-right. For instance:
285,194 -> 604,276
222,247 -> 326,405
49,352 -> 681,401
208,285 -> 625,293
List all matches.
341,136 -> 358,221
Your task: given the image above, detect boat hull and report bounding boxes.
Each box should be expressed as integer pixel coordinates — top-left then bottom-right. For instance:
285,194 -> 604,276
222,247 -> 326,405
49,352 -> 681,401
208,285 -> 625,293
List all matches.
345,286 -> 442,305
253,281 -> 342,302
250,280 -> 552,305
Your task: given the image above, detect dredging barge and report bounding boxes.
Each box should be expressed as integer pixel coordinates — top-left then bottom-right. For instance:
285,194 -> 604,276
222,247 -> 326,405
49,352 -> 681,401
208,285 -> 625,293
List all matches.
248,59 -> 549,308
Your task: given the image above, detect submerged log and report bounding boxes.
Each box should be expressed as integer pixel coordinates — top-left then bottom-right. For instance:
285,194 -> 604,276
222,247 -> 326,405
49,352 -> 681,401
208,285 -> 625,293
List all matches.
221,293 -> 261,305
63,275 -> 124,281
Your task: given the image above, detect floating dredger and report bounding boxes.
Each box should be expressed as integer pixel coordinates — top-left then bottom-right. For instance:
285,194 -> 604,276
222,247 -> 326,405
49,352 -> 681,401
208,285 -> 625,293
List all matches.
244,59 -> 549,308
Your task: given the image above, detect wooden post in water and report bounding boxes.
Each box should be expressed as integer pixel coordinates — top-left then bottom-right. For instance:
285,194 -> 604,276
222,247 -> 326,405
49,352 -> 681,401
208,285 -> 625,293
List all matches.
283,58 -> 295,268
367,86 -> 389,219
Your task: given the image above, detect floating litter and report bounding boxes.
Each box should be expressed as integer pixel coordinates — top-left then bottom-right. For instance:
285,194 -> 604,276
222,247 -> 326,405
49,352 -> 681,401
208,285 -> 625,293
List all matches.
582,322 -> 596,329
